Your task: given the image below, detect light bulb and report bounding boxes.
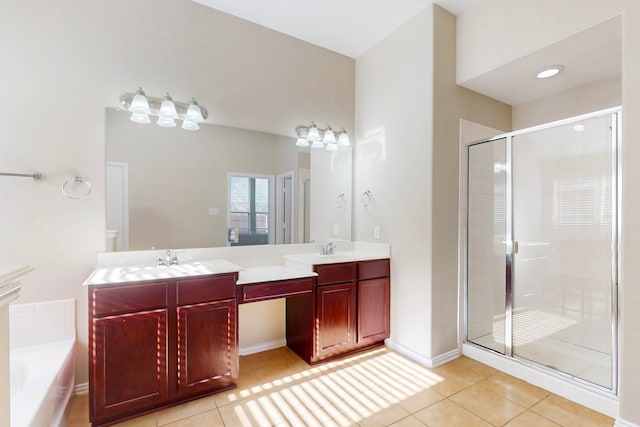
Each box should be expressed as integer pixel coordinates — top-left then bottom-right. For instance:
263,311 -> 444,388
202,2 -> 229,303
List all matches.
185,99 -> 205,123
337,129 -> 350,147
130,112 -> 150,124
159,93 -> 178,119
157,117 -> 177,128
323,125 -> 336,143
129,87 -> 151,114
181,119 -> 200,131
536,65 -> 564,79
307,123 -> 320,142
296,137 -> 309,147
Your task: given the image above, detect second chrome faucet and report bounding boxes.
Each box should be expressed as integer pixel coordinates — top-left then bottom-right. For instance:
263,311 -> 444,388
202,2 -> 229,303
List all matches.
320,242 -> 336,255
157,249 -> 179,267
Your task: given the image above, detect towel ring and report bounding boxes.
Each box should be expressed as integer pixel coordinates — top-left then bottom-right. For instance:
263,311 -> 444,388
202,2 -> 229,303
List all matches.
62,176 -> 92,200
361,190 -> 373,207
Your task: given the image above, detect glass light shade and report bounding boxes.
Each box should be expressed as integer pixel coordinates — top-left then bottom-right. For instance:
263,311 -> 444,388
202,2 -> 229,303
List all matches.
129,89 -> 151,114
296,137 -> 309,147
130,112 -> 150,124
311,140 -> 325,149
326,142 -> 338,151
157,116 -> 177,128
159,95 -> 178,119
307,124 -> 321,142
185,100 -> 205,123
323,126 -> 336,143
337,130 -> 350,147
181,119 -> 200,131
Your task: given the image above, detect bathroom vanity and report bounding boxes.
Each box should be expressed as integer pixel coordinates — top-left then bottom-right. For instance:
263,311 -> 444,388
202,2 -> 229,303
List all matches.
85,247 -> 390,427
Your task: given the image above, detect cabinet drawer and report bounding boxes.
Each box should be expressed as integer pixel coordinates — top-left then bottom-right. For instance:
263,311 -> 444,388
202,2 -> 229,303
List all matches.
357,259 -> 390,280
315,262 -> 356,285
241,278 -> 314,303
92,282 -> 168,317
176,274 -> 237,306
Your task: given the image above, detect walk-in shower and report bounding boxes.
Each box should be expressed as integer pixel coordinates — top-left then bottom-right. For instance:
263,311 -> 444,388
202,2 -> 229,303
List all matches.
465,108 -> 620,396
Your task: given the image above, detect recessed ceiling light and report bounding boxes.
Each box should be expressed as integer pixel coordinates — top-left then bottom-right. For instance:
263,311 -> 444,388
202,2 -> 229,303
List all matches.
573,124 -> 586,132
536,65 -> 564,79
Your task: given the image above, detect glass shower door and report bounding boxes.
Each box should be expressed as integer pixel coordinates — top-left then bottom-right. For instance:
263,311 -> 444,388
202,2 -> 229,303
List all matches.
466,138 -> 507,354
511,115 -> 616,389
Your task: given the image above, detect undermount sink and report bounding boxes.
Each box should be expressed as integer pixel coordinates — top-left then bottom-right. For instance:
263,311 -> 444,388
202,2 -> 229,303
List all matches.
283,252 -> 357,265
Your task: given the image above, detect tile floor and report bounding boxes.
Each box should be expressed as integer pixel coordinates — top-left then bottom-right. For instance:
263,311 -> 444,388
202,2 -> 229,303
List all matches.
65,346 -> 614,427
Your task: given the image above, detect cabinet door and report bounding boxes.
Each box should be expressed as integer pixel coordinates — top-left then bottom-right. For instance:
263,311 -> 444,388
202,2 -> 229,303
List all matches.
358,278 -> 390,344
177,299 -> 237,396
92,309 -> 169,423
316,282 -> 356,359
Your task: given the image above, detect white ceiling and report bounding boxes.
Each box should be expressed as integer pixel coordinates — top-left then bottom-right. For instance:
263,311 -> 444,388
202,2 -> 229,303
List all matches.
192,0 -> 621,107
460,15 -> 622,106
192,0 -> 480,58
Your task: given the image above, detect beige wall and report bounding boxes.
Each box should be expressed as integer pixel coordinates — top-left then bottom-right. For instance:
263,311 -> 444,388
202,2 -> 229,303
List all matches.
354,5 -> 510,362
0,0 -> 354,385
432,5 -> 511,357
355,6 -> 435,358
513,74 -> 622,129
620,1 -> 640,424
457,0 -> 623,84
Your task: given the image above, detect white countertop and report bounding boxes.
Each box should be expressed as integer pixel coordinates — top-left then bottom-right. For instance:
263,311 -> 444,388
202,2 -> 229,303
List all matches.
83,259 -> 243,286
236,265 -> 317,285
86,242 -> 391,286
283,251 -> 389,270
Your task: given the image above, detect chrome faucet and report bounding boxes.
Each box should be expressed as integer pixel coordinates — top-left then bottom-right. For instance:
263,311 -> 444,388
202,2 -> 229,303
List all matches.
157,249 -> 179,266
320,242 -> 336,255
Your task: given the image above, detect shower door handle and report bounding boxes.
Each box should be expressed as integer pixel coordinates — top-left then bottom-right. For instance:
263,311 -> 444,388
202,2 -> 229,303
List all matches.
513,241 -> 519,254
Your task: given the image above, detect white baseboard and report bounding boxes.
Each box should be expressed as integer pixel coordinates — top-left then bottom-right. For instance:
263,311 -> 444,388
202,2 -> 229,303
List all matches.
74,382 -> 88,395
239,338 -> 287,356
385,339 -> 460,368
616,418 -> 640,427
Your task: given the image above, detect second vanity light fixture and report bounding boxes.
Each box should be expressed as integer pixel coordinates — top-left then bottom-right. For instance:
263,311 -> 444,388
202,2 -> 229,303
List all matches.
120,87 -> 208,131
295,122 -> 351,151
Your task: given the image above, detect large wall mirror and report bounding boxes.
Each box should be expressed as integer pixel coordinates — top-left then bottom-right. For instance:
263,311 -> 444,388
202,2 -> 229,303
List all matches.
105,108 -> 352,251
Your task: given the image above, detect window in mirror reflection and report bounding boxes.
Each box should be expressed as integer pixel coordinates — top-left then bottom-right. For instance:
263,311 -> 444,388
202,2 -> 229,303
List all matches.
229,174 -> 274,246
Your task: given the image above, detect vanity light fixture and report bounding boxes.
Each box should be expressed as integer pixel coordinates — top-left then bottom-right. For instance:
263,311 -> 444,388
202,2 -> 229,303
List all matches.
295,122 -> 350,150
120,88 -> 208,131
536,65 -> 564,79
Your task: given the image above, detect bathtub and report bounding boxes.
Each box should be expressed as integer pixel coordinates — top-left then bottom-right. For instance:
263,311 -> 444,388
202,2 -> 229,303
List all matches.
9,299 -> 76,427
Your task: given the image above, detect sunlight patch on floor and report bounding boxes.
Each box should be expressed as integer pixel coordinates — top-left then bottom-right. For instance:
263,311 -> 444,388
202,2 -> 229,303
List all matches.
223,348 -> 444,426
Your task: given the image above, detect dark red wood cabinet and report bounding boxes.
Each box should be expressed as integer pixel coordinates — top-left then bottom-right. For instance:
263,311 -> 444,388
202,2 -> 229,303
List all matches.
177,299 -> 236,396
315,263 -> 358,361
288,259 -> 390,364
357,259 -> 391,345
92,308 -> 169,422
88,259 -> 390,424
89,273 -> 238,427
